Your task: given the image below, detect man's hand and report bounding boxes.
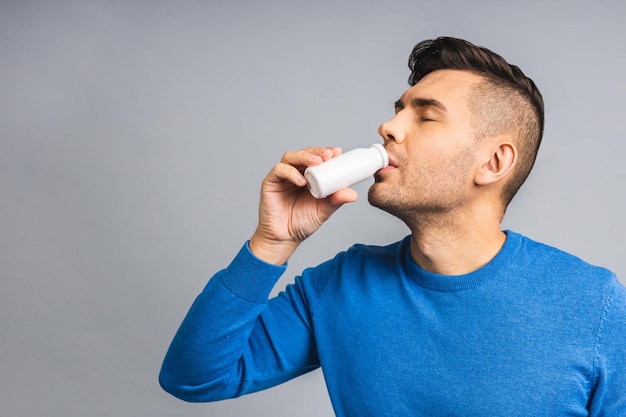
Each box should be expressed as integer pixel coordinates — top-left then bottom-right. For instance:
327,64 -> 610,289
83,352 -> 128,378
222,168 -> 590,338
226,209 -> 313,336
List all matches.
249,146 -> 358,265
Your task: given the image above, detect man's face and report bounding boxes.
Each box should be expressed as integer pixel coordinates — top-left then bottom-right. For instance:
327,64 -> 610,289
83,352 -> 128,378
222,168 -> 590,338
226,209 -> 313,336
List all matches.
368,69 -> 485,220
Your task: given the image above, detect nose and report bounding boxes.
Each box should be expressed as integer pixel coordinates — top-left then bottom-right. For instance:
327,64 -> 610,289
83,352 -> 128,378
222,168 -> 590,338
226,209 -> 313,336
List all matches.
378,114 -> 406,145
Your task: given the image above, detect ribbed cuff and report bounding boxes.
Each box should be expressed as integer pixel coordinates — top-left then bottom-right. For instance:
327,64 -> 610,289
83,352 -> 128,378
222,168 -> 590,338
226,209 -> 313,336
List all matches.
220,241 -> 288,303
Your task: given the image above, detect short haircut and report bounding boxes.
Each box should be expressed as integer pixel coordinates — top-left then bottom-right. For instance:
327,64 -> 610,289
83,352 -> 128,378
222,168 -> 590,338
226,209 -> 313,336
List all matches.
408,37 -> 544,207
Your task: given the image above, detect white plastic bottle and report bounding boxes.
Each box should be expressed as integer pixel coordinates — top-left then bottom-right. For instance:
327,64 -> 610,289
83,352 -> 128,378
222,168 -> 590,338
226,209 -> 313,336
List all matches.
304,143 -> 389,199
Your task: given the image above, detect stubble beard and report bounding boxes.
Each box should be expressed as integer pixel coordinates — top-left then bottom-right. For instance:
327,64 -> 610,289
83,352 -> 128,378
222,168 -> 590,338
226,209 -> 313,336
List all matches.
368,180 -> 471,236
367,175 -> 434,226
367,158 -> 474,231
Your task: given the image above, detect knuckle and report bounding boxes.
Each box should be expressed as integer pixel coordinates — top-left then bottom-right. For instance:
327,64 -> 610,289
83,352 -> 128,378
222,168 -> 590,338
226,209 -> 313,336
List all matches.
280,149 -> 298,162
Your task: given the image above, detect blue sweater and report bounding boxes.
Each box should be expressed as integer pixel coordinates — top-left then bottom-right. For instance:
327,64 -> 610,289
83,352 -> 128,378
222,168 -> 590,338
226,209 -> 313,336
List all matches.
160,231 -> 626,416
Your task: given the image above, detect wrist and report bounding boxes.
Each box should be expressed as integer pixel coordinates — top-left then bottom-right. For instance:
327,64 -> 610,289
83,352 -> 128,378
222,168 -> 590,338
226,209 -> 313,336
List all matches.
249,232 -> 299,266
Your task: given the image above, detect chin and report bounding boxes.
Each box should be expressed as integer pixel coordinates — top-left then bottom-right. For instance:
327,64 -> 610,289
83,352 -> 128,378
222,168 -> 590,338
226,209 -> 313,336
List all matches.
368,183 -> 417,221
367,183 -> 392,210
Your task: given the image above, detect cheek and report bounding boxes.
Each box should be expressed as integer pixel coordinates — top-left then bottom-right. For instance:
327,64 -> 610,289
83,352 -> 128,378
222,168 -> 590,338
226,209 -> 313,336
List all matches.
409,149 -> 476,190
402,133 -> 476,179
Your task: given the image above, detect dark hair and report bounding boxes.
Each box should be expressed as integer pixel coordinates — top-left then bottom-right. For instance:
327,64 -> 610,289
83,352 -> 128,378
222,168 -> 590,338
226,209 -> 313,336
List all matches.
408,37 -> 544,207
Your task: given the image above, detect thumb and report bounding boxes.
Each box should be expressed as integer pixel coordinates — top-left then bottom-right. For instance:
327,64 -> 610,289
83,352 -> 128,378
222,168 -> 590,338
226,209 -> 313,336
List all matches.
318,188 -> 359,220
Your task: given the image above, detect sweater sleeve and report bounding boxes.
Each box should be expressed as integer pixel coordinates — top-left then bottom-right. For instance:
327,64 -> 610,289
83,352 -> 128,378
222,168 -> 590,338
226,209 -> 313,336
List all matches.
588,275 -> 626,416
159,242 -> 322,402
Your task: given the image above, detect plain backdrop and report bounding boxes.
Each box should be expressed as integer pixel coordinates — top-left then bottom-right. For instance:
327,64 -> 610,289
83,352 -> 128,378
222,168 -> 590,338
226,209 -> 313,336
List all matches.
1,1 -> 625,416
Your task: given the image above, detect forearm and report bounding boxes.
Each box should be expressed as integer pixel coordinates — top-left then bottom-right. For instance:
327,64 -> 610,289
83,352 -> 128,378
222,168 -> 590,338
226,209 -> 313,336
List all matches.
159,242 -> 286,401
160,146 -> 354,401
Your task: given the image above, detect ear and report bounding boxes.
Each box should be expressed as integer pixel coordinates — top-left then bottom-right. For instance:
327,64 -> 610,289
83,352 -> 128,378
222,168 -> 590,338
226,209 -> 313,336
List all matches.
474,140 -> 517,186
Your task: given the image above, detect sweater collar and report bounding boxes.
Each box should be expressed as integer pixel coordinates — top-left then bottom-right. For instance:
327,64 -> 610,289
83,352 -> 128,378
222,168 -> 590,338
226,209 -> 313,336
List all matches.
401,230 -> 522,291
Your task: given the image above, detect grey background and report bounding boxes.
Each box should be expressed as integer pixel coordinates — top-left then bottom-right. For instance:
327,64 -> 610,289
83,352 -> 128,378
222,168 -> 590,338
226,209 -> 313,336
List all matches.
1,1 -> 624,416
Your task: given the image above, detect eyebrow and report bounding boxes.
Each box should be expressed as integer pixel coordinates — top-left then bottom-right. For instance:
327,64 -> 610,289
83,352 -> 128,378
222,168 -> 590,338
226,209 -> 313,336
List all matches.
394,97 -> 447,112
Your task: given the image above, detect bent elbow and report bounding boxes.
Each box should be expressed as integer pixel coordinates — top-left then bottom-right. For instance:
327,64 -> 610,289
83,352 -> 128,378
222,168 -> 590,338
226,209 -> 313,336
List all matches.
158,368 -> 238,403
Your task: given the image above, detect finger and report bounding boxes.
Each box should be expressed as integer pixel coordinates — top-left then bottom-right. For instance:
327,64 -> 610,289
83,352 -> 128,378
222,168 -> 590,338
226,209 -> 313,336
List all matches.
326,188 -> 359,206
315,146 -> 342,162
326,146 -> 343,159
316,188 -> 358,222
267,161 -> 307,187
281,147 -> 342,167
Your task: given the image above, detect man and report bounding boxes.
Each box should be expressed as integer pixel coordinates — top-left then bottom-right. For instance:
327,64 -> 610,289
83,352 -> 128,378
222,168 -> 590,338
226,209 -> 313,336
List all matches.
159,37 -> 626,416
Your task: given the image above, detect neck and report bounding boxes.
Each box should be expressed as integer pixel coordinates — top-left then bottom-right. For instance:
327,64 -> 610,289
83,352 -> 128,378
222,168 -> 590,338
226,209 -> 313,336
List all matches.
405,208 -> 506,276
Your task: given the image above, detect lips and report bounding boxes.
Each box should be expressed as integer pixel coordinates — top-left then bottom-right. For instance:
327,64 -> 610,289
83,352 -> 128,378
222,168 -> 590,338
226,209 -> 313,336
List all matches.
386,152 -> 398,168
376,147 -> 398,176
376,155 -> 397,176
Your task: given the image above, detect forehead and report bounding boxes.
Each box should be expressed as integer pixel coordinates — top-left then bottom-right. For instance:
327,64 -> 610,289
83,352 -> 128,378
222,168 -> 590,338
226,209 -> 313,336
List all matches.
400,69 -> 484,107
